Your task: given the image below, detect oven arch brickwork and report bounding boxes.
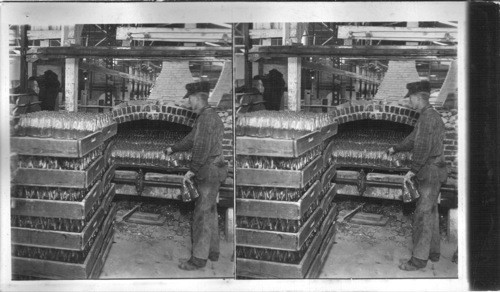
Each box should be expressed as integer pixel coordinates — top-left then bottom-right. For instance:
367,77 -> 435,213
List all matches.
112,104 -> 197,127
330,103 -> 420,126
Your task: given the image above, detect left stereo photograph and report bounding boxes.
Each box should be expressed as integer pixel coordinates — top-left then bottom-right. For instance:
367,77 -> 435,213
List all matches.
8,23 -> 235,280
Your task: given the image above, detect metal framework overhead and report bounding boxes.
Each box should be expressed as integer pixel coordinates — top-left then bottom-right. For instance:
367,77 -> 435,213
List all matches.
31,46 -> 232,59
248,45 -> 457,61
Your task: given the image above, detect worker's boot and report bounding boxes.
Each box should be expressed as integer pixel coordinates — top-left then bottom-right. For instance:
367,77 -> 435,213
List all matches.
178,257 -> 206,271
399,257 -> 427,271
208,252 -> 219,262
429,253 -> 440,262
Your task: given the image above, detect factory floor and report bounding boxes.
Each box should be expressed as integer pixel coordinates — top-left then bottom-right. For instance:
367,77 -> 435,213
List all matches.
318,198 -> 458,278
98,197 -> 234,279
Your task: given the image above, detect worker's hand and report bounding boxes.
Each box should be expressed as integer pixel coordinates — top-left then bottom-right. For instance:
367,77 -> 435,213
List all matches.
184,170 -> 195,182
404,171 -> 416,183
164,147 -> 173,156
386,147 -> 395,155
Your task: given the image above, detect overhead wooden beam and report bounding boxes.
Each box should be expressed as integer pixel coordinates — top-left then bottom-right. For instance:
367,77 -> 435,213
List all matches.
116,27 -> 231,43
28,29 -> 64,40
32,46 -> 232,59
337,25 -> 457,42
250,29 -> 283,39
248,45 -> 457,61
80,62 -> 154,85
302,61 -> 380,84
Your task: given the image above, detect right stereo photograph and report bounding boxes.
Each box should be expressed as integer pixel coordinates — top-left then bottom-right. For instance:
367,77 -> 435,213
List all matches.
233,22 -> 459,279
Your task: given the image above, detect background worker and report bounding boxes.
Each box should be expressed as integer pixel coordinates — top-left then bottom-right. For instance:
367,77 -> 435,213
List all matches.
236,75 -> 266,114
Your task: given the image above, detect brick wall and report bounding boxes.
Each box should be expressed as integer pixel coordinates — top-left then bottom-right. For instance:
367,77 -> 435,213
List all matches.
331,101 -> 419,127
435,106 -> 458,173
375,60 -> 421,103
211,61 -> 232,106
216,108 -> 234,170
112,102 -> 196,127
149,61 -> 194,101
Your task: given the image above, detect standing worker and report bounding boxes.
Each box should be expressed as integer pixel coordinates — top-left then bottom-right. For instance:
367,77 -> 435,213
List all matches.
237,76 -> 266,114
15,76 -> 42,114
39,70 -> 61,111
387,80 -> 448,271
165,81 -> 228,271
261,69 -> 285,111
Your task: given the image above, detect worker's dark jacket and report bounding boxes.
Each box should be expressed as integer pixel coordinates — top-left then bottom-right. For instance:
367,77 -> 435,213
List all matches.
394,105 -> 447,181
171,106 -> 227,260
238,88 -> 266,113
15,90 -> 41,115
394,104 -> 448,261
39,75 -> 60,111
172,106 -> 227,179
262,69 -> 285,111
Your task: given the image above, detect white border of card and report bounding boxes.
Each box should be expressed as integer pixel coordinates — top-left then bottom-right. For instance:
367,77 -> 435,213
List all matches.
0,2 -> 467,291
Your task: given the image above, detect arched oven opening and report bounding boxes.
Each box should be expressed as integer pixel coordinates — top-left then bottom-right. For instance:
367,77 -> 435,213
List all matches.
111,118 -> 193,200
333,119 -> 413,201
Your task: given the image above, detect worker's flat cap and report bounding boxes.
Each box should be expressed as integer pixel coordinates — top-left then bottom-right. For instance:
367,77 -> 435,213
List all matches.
183,81 -> 211,99
404,80 -> 431,98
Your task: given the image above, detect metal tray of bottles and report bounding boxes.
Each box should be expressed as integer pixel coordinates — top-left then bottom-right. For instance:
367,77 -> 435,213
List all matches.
320,165 -> 336,189
11,180 -> 103,220
319,184 -> 337,215
322,140 -> 335,165
319,123 -> 338,141
12,204 -> 116,280
11,184 -> 115,251
237,156 -> 323,189
11,131 -> 103,158
236,130 -> 323,158
236,181 -> 321,220
236,205 -> 323,251
101,122 -> 118,142
14,156 -> 104,188
236,203 -> 337,279
305,222 -> 337,278
102,164 -> 116,185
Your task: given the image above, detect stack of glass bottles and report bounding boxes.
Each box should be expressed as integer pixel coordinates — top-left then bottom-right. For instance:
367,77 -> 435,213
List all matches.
111,128 -> 191,169
236,111 -> 335,139
331,128 -> 412,169
16,111 -> 114,140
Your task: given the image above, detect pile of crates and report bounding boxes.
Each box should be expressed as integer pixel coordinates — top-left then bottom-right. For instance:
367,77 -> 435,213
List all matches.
235,121 -> 339,278
10,120 -> 117,279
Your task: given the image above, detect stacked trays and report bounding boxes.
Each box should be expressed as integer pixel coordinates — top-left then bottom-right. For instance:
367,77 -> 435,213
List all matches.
11,114 -> 117,279
235,117 -> 339,279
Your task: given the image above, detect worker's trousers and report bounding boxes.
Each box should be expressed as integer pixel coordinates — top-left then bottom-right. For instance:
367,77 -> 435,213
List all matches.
412,162 -> 447,261
192,163 -> 227,260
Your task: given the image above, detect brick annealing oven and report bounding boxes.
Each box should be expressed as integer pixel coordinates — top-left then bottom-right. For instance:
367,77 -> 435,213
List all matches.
329,101 -> 457,208
110,101 -> 234,208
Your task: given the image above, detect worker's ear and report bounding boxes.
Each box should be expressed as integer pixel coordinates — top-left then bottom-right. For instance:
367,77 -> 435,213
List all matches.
177,98 -> 191,109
